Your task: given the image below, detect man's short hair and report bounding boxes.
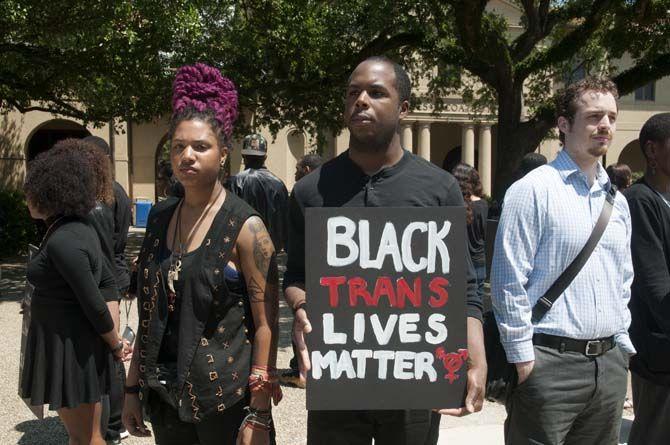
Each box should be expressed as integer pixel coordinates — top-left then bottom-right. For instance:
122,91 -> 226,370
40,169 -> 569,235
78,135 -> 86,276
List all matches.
555,76 -> 619,143
519,152 -> 547,177
606,163 -> 632,190
639,112 -> 670,157
82,135 -> 111,156
298,153 -> 323,170
351,56 -> 412,104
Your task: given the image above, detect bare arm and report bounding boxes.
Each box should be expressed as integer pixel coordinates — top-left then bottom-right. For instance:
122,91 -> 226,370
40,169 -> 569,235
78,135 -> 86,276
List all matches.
285,284 -> 312,378
237,216 -> 280,410
107,300 -> 120,333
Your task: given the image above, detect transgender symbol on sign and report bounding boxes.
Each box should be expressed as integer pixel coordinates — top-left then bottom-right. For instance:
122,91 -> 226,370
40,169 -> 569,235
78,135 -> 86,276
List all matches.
434,347 -> 469,384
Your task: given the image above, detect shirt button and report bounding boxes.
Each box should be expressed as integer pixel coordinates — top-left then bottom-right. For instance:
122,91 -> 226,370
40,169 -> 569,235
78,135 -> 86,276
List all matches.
238,300 -> 243,307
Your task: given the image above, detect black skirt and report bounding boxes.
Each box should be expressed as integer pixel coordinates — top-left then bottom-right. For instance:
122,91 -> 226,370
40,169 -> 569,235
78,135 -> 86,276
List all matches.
20,300 -> 113,410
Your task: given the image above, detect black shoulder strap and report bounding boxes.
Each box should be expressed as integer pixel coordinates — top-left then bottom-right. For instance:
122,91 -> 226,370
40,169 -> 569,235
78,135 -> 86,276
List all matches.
531,185 -> 617,323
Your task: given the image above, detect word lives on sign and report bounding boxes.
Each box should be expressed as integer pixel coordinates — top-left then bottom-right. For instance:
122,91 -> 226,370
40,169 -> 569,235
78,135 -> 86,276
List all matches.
305,207 -> 468,410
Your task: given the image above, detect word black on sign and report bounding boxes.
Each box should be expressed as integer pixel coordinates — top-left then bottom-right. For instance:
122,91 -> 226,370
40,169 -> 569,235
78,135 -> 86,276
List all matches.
305,207 -> 468,410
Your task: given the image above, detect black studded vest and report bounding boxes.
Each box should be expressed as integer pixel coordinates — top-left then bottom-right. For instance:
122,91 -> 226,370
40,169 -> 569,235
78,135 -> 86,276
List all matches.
135,193 -> 258,423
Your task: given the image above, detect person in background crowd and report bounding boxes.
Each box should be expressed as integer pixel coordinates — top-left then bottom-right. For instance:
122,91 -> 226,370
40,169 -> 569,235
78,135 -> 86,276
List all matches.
83,136 -> 132,296
624,112 -> 670,445
82,135 -> 133,443
607,162 -> 633,191
487,152 -> 547,220
122,63 -> 280,445
21,144 -> 128,445
156,159 -> 186,199
227,134 -> 289,252
294,153 -> 323,183
452,163 -> 489,302
279,152 -> 324,390
284,56 -> 485,445
492,77 -> 634,445
517,152 -> 547,178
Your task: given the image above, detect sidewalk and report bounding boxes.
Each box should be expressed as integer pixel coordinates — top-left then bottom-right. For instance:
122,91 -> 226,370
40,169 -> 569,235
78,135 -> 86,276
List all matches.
0,243 -> 637,444
437,406 -> 634,444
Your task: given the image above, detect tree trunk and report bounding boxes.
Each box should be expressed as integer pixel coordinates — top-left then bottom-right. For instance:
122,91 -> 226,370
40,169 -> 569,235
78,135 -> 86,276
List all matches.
491,82 -> 555,202
492,123 -> 540,201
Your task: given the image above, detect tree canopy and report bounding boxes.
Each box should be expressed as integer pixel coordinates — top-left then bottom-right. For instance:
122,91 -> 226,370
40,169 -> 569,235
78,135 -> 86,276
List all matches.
2,0 -> 670,195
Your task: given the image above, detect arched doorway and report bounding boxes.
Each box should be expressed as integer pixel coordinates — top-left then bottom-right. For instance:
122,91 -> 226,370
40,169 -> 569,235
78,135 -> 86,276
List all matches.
617,140 -> 646,174
287,130 -> 307,189
26,119 -> 90,161
154,134 -> 173,201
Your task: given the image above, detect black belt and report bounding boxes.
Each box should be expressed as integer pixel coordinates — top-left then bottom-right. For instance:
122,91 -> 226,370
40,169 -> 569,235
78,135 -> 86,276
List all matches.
533,333 -> 615,357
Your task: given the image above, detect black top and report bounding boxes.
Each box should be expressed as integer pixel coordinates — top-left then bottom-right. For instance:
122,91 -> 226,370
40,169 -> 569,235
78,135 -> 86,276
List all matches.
156,246 -> 196,364
27,218 -> 116,334
157,249 -> 247,365
111,181 -> 132,290
468,199 -> 489,267
87,202 -> 119,301
227,167 -> 289,252
135,194 -> 259,422
284,149 -> 482,321
624,179 -> 670,385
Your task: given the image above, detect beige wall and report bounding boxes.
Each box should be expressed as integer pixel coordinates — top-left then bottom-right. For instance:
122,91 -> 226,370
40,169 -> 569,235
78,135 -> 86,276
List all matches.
126,120 -> 310,204
130,118 -> 168,202
0,109 -> 117,191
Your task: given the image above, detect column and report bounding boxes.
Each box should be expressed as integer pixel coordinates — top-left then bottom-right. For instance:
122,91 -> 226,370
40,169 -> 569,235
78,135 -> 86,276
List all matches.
462,123 -> 475,167
478,124 -> 492,196
400,121 -> 414,152
417,122 -> 431,161
113,121 -> 131,193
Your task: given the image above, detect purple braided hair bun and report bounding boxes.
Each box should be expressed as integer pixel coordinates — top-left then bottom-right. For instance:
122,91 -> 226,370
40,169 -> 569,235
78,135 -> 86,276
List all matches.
172,63 -> 238,139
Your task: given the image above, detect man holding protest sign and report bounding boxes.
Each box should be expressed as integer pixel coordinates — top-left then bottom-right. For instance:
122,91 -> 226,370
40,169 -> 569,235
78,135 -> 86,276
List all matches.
283,56 -> 486,444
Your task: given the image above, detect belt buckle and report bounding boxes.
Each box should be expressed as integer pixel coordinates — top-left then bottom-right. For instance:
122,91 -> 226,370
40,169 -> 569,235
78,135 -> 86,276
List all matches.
585,340 -> 602,356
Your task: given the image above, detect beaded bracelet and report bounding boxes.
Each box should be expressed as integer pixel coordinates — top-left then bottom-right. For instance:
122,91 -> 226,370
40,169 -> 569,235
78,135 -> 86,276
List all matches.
239,406 -> 272,432
248,365 -> 283,405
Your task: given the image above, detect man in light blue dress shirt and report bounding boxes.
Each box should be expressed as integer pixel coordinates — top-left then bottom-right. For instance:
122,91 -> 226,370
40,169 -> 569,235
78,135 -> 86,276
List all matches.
492,77 -> 635,445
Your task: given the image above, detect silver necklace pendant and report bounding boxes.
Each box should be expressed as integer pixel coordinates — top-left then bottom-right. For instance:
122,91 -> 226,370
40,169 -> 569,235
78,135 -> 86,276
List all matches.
167,258 -> 182,293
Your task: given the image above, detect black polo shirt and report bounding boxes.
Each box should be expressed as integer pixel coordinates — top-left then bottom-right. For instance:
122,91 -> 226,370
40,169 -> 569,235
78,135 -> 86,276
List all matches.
284,149 -> 482,320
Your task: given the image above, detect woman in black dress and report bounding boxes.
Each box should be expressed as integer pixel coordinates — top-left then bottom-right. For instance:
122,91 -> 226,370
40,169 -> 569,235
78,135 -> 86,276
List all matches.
123,63 -> 280,445
21,143 -> 128,445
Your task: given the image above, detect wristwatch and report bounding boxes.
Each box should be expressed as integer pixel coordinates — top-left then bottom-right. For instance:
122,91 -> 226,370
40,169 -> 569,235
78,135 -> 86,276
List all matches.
111,341 -> 124,353
292,301 -> 307,314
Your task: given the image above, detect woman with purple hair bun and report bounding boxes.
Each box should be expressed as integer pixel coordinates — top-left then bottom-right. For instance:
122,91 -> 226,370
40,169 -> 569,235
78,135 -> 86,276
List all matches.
123,63 -> 280,445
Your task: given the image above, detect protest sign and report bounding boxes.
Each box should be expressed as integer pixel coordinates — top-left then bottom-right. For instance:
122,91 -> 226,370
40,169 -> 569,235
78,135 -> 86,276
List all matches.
305,207 -> 468,410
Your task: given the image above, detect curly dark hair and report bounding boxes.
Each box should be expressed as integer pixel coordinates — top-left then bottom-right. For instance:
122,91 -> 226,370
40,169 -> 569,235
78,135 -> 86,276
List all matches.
555,76 -> 619,144
24,139 -> 97,218
50,139 -> 114,206
451,163 -> 475,225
